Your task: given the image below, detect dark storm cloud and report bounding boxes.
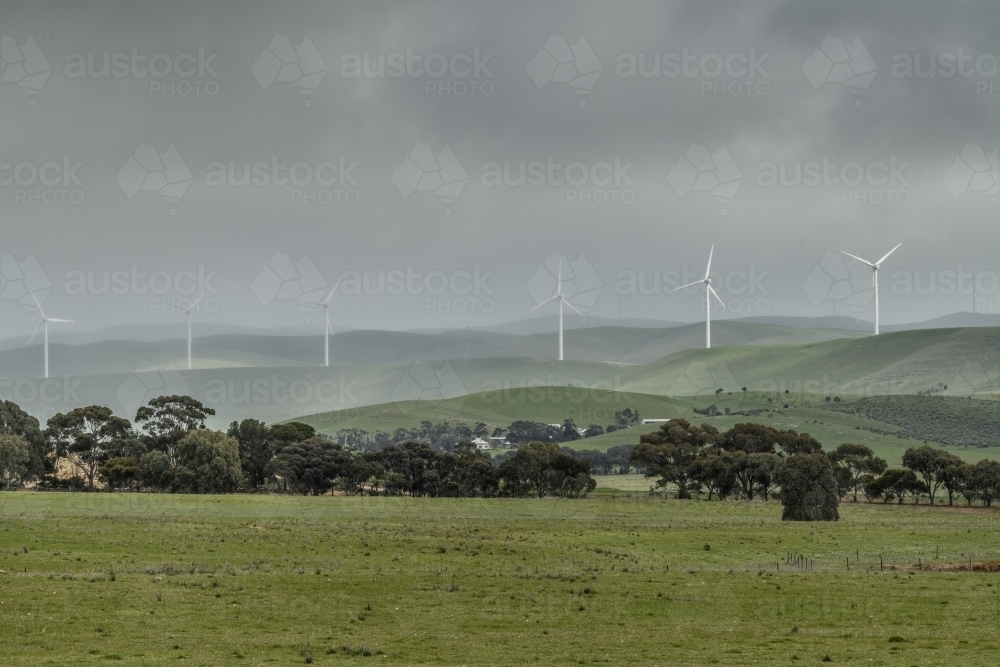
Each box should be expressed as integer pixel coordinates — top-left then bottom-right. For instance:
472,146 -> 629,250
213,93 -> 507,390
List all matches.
0,0 -> 997,337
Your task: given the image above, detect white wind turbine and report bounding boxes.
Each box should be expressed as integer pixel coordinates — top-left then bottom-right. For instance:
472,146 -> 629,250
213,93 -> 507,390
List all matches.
841,243 -> 901,335
181,291 -> 207,370
675,245 -> 725,349
530,262 -> 582,361
26,292 -> 74,379
296,277 -> 343,367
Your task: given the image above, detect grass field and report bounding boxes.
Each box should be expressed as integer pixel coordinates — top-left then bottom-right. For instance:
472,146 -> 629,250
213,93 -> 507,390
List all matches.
2,493 -> 999,666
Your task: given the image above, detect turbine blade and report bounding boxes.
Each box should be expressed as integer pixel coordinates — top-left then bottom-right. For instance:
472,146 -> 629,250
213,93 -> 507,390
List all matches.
704,245 -> 714,280
529,294 -> 561,312
321,276 -> 344,305
841,251 -> 874,267
185,290 -> 208,312
563,297 -> 583,316
25,321 -> 43,346
674,280 -> 704,291
875,243 -> 902,266
47,318 -> 74,323
29,291 -> 45,320
708,284 -> 726,308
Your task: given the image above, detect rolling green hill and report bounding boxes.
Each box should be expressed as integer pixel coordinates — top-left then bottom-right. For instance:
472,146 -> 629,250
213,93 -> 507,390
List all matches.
624,328 -> 1000,398
295,387 -> 1000,467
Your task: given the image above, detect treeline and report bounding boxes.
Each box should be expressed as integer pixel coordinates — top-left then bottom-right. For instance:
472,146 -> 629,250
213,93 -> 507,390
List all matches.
0,397 -> 596,498
330,408 -> 643,451
628,419 -> 1000,510
861,445 -> 1000,506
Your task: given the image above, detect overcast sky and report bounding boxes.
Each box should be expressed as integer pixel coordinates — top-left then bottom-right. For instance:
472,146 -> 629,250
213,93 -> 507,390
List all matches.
1,0 -> 998,337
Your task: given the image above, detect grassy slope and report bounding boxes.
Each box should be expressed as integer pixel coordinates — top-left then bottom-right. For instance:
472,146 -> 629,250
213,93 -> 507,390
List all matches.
624,328 -> 963,396
299,387 -> 687,437
2,494 -> 999,666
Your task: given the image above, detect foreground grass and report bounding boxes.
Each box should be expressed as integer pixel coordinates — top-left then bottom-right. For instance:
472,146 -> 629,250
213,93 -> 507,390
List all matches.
1,493 -> 999,666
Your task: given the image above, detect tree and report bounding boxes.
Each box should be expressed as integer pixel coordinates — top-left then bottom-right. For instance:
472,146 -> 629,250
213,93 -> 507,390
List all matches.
444,442 -> 498,497
829,443 -> 888,502
776,430 -> 823,456
497,442 -> 589,498
561,419 -> 581,441
940,461 -> 970,506
630,419 -> 719,499
139,451 -> 172,489
772,452 -> 840,521
690,449 -> 737,500
46,406 -> 134,490
265,436 -> 351,495
866,469 -> 911,504
0,400 -> 50,482
967,459 -> 1000,507
902,445 -> 962,505
748,452 -> 782,500
0,435 -> 30,489
506,421 -> 560,445
99,457 -> 141,491
722,423 -> 781,454
227,419 -> 274,488
174,430 -> 242,493
134,395 -> 215,466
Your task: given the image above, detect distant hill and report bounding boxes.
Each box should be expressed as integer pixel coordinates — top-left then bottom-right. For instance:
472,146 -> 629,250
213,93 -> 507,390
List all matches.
625,327 -> 1000,398
0,321 -> 863,377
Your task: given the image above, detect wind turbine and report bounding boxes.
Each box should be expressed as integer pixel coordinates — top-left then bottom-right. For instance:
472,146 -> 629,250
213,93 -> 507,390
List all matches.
841,243 -> 901,335
530,262 -> 582,361
181,291 -> 207,370
675,245 -> 725,349
296,277 -> 343,367
25,292 -> 73,379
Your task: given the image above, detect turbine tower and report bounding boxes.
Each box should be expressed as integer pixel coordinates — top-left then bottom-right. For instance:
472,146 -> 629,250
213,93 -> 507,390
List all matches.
529,262 -> 582,361
26,292 -> 74,379
675,245 -> 725,348
296,277 -> 343,367
841,243 -> 901,335
181,291 -> 208,370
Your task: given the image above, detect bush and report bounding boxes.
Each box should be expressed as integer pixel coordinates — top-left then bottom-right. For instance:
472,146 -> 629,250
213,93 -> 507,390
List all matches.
174,430 -> 242,493
773,452 -> 840,521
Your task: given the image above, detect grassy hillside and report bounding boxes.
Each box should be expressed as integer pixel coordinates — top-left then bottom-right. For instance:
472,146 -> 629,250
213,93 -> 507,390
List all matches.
824,395 -> 1000,448
295,387 -> 1000,467
625,328 -> 1000,397
298,387 -> 686,437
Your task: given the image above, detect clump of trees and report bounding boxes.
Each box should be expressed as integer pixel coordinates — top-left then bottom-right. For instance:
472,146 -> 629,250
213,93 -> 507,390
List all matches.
860,445 -> 1000,506
629,419 -> 839,520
